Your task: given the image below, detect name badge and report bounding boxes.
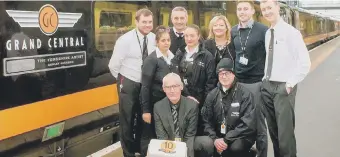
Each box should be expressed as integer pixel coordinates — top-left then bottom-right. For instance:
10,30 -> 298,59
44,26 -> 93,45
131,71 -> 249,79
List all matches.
239,56 -> 248,65
183,79 -> 188,85
220,123 -> 226,134
231,112 -> 239,117
231,103 -> 240,107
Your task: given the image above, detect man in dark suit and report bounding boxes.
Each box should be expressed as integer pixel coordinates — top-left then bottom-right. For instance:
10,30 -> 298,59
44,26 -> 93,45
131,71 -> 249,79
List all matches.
153,73 -> 199,157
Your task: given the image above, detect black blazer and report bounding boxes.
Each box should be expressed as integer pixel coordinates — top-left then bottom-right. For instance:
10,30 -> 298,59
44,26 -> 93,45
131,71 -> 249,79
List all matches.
154,96 -> 199,157
141,50 -> 177,114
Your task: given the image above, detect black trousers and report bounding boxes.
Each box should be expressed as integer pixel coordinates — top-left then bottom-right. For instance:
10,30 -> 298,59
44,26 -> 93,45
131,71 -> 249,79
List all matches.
194,136 -> 255,157
261,81 -> 297,157
140,98 -> 160,157
240,82 -> 268,157
117,74 -> 143,157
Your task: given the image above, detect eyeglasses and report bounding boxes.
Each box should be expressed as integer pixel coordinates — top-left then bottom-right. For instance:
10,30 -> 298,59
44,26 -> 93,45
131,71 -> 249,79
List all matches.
163,84 -> 181,91
218,71 -> 232,77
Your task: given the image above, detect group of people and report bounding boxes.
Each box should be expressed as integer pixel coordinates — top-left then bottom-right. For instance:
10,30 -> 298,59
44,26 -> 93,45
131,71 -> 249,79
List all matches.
108,0 -> 311,157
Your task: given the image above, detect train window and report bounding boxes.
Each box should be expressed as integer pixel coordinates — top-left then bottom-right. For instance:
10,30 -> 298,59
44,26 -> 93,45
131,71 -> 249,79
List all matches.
225,1 -> 238,26
99,11 -> 132,28
198,1 -> 227,39
156,1 -> 197,29
94,1 -> 150,53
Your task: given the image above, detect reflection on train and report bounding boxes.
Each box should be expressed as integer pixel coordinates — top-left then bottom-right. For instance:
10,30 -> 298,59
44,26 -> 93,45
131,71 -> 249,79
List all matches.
0,1 -> 339,157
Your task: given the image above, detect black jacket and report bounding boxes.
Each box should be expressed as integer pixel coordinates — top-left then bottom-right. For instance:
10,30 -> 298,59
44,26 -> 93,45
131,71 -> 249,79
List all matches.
201,81 -> 256,144
172,44 -> 217,104
141,51 -> 177,113
203,39 -> 236,65
169,28 -> 186,54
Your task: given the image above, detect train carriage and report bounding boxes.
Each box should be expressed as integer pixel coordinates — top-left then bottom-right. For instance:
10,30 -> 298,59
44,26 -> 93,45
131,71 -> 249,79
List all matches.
0,1 -> 339,157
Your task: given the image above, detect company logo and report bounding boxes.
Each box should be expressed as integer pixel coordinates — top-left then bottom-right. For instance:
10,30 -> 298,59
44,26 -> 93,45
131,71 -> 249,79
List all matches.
159,141 -> 176,154
6,4 -> 82,36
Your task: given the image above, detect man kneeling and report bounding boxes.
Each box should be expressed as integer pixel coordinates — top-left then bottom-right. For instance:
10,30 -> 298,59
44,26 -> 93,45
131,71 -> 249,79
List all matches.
194,58 -> 257,157
153,73 -> 199,157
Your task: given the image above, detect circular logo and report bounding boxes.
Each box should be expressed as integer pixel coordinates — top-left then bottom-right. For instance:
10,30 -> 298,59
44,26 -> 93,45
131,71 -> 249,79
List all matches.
160,141 -> 176,153
39,4 -> 59,35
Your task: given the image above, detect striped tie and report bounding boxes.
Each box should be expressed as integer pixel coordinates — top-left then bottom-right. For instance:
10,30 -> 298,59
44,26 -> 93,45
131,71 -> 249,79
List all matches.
171,105 -> 180,137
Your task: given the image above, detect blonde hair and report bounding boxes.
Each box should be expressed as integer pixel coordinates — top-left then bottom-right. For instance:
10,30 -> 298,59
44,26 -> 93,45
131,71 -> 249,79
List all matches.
207,15 -> 232,44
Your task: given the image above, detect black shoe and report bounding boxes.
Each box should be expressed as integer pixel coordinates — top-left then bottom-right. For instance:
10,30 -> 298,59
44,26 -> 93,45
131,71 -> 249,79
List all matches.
249,147 -> 257,157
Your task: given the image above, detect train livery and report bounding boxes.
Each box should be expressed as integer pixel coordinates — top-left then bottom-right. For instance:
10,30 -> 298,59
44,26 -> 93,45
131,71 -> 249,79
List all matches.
0,1 -> 339,157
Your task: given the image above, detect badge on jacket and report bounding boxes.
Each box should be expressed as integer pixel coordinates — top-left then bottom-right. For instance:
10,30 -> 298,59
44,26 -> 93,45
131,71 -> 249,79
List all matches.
239,55 -> 248,65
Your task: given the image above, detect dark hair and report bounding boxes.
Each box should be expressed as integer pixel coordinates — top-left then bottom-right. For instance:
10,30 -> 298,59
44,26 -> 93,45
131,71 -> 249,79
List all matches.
236,0 -> 255,8
186,24 -> 201,36
155,25 -> 170,42
135,8 -> 153,21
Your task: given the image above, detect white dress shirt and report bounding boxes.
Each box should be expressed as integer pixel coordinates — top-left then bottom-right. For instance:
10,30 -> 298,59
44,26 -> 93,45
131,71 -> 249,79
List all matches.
108,29 -> 156,83
155,47 -> 174,65
264,18 -> 311,88
184,45 -> 199,61
173,27 -> 184,37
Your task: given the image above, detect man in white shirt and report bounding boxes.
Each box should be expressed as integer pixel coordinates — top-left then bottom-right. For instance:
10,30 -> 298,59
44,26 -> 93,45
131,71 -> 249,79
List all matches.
260,1 -> 311,157
108,8 -> 156,157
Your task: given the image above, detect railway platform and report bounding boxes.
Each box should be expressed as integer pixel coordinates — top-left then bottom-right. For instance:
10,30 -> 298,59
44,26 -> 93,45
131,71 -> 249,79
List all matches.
88,36 -> 340,157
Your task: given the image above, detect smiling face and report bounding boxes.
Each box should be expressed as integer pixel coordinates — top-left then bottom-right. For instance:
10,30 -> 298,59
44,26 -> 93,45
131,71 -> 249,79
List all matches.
171,10 -> 188,32
260,0 -> 280,24
136,14 -> 153,35
236,2 -> 255,23
212,19 -> 228,38
162,73 -> 183,103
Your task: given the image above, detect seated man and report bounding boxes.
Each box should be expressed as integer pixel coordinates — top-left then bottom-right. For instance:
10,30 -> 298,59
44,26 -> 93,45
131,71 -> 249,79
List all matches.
194,58 -> 257,157
153,73 -> 199,157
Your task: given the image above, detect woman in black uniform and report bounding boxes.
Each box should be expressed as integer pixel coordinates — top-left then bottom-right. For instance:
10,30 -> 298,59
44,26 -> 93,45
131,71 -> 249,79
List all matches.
140,26 -> 177,156
172,24 -> 217,135
204,15 -> 235,65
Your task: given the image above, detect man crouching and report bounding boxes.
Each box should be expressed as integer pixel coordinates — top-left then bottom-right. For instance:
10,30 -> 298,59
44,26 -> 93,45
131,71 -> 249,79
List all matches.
153,73 -> 199,157
194,58 -> 257,157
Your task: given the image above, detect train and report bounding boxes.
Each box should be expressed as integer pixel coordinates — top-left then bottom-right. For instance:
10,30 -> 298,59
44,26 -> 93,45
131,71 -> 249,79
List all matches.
0,1 -> 339,157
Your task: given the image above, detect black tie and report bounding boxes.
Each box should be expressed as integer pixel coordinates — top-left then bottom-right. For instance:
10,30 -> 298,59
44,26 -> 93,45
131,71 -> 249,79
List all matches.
265,29 -> 274,80
171,105 -> 180,137
142,36 -> 148,60
177,32 -> 183,38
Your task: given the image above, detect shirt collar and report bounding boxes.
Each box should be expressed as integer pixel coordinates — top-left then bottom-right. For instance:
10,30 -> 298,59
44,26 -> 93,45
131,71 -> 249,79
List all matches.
185,45 -> 199,55
173,27 -> 184,37
136,28 -> 146,40
271,17 -> 284,30
237,19 -> 254,30
156,47 -> 174,59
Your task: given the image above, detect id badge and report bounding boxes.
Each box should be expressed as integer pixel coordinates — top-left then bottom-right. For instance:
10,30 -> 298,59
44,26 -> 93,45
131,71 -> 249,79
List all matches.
220,123 -> 226,134
184,79 -> 188,85
175,138 -> 182,142
239,56 -> 248,65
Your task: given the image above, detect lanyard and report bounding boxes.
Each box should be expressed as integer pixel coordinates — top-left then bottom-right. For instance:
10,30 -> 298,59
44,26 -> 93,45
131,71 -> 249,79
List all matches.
238,27 -> 253,52
135,30 -> 148,55
220,84 -> 238,124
